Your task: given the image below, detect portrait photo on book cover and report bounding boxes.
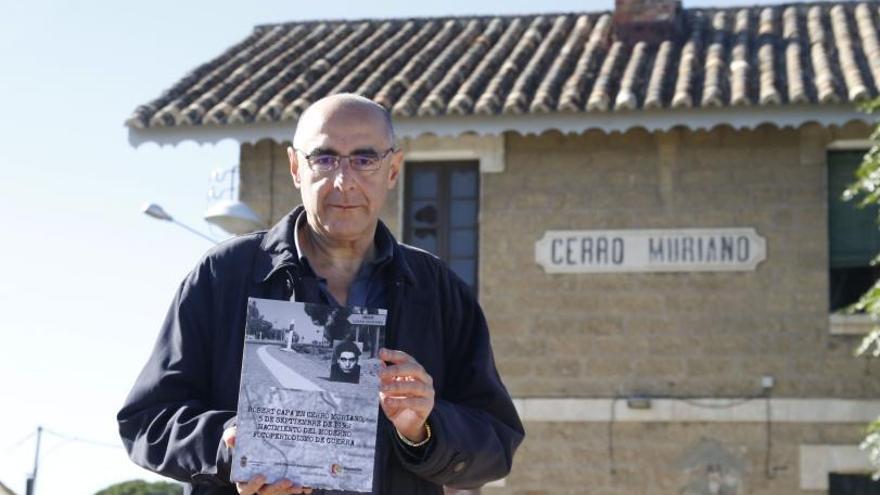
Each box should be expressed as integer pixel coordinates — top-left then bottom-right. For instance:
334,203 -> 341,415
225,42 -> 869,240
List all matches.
243,298 -> 386,399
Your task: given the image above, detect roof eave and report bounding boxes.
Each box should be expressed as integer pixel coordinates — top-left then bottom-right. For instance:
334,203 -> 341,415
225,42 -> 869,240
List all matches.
127,103 -> 874,148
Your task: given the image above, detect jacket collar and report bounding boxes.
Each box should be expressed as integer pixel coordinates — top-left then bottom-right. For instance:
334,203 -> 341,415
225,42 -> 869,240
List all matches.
252,206 -> 416,285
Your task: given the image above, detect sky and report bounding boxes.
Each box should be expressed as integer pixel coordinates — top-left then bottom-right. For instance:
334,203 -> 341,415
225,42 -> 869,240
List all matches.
0,0 -> 796,494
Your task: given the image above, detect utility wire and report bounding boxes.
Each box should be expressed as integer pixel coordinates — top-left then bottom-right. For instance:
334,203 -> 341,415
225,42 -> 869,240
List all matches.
41,428 -> 122,450
3,430 -> 36,453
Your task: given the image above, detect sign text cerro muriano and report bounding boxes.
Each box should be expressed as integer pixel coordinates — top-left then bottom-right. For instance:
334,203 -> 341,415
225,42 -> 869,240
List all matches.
535,228 -> 766,273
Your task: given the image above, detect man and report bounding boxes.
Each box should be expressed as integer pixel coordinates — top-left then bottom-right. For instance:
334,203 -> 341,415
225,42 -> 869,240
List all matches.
330,340 -> 361,383
117,94 -> 524,495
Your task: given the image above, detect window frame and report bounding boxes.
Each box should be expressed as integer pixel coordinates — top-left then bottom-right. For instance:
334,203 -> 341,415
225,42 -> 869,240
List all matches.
826,142 -> 880,334
402,160 -> 481,293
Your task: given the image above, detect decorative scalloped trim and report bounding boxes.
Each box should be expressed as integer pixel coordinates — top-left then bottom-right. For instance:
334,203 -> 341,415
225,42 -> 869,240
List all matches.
127,104 -> 873,148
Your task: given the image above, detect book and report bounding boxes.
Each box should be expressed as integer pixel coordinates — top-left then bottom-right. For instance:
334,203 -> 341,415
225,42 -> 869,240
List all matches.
231,297 -> 387,492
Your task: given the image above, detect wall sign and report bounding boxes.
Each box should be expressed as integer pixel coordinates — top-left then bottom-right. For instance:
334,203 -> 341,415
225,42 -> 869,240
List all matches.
535,228 -> 767,273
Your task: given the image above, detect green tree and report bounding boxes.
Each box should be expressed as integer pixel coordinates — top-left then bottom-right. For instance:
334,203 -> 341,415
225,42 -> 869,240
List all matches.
94,479 -> 183,495
843,97 -> 880,477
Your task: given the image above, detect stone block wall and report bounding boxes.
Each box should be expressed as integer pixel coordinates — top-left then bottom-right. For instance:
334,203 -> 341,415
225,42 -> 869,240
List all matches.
482,124 -> 880,400
500,421 -> 865,495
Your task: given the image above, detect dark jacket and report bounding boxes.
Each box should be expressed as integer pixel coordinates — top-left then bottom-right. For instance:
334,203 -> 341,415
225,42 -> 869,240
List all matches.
117,207 -> 524,494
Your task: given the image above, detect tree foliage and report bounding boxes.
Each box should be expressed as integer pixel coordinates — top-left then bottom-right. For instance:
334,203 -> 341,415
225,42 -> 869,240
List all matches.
844,97 -> 880,477
304,304 -> 352,343
94,479 -> 183,495
247,299 -> 274,336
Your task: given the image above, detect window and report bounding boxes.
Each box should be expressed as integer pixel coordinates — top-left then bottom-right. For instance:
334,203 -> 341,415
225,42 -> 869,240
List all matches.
403,161 -> 480,291
829,473 -> 880,494
828,150 -> 880,312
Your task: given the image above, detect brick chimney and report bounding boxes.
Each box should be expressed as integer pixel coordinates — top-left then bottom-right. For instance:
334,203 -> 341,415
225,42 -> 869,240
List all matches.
613,0 -> 683,45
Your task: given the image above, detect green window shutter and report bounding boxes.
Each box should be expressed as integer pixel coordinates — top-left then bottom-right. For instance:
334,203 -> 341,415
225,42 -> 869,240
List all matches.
828,150 -> 880,268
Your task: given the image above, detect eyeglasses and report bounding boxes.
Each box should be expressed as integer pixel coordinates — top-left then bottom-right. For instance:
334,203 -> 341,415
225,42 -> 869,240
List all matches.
296,148 -> 395,173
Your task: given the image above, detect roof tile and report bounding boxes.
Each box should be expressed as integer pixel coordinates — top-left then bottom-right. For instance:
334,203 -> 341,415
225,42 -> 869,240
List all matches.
531,15 -> 592,113
758,8 -> 782,105
420,18 -> 505,116
671,11 -> 705,109
729,9 -> 752,107
701,11 -> 728,107
395,19 -> 483,117
644,40 -> 674,109
831,4 -> 870,101
558,13 -> 612,112
375,20 -> 462,111
476,16 -> 549,115
808,5 -> 841,103
783,6 -> 809,103
503,15 -> 572,114
128,2 -> 880,129
448,18 -> 526,115
288,21 -> 401,120
614,41 -> 647,111
587,40 -> 625,111
855,3 -> 880,92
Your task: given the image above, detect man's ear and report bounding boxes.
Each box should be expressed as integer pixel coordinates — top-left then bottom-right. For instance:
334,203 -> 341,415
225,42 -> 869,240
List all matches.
387,149 -> 403,189
288,145 -> 302,189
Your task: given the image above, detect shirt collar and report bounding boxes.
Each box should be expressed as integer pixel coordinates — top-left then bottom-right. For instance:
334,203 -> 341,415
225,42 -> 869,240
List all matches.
254,206 -> 413,285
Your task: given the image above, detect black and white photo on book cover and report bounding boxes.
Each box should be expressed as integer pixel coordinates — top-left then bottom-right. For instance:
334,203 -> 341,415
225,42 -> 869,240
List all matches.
232,297 -> 387,492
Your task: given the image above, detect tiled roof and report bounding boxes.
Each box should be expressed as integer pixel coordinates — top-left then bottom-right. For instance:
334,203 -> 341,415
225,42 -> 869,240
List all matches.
128,1 -> 880,130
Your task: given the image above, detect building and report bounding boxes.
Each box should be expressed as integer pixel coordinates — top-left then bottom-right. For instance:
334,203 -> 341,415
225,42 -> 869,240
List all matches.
128,1 -> 880,493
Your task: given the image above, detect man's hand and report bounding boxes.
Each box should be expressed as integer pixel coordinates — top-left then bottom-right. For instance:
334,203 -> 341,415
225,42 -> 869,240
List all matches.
223,426 -> 312,495
378,348 -> 436,443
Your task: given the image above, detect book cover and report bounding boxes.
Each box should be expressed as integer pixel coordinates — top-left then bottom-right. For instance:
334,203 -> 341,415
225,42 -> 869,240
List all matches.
231,297 -> 387,492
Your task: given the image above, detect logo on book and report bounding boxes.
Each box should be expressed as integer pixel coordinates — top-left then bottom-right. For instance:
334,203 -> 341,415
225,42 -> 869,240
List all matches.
330,464 -> 344,477
240,456 -> 248,468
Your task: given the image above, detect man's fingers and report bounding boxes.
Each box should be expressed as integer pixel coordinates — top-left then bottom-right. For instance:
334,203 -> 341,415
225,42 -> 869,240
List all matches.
379,348 -> 413,364
381,396 -> 433,413
260,479 -> 294,495
380,379 -> 434,398
223,426 -> 237,449
379,362 -> 432,386
379,349 -> 435,389
235,474 -> 265,495
235,478 -> 310,495
270,481 -> 312,495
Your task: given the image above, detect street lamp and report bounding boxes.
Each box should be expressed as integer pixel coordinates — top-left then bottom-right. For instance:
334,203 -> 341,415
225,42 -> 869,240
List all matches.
204,199 -> 265,235
141,202 -> 218,244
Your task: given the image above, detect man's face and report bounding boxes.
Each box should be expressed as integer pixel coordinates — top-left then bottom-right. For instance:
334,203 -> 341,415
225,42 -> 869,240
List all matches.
288,105 -> 402,242
338,351 -> 358,373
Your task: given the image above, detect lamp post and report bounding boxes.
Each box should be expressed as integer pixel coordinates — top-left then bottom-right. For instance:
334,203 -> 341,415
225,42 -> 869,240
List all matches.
141,202 -> 218,244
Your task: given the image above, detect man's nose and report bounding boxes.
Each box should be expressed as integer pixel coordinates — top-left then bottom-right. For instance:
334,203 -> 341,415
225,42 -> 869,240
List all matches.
332,158 -> 358,189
